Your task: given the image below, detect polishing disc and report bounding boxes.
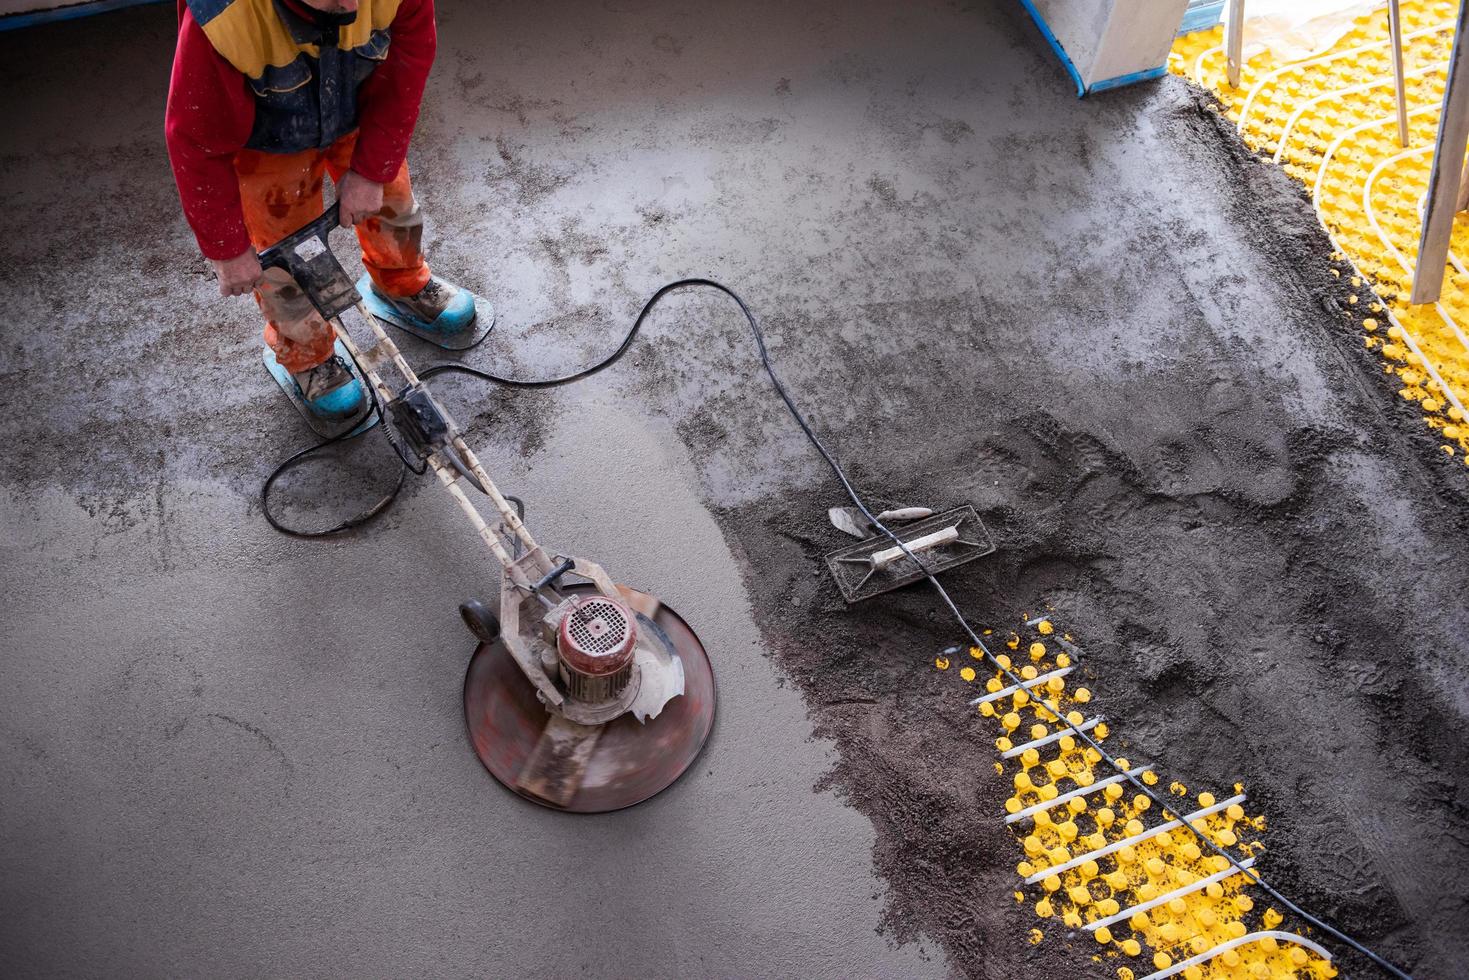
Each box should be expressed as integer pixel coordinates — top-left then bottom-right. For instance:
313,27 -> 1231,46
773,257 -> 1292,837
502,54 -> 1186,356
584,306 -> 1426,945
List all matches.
464,584 -> 715,813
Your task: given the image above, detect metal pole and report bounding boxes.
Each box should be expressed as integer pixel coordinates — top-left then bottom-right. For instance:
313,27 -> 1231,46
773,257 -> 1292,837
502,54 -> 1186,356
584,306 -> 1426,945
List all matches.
1389,0 -> 1410,146
328,307 -> 541,584
1224,0 -> 1246,89
1410,1 -> 1469,304
344,301 -> 534,547
450,433 -> 539,552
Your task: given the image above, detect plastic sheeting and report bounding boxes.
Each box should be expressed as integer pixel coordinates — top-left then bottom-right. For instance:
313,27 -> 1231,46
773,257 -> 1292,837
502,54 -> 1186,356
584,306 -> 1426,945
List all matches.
1241,0 -> 1389,62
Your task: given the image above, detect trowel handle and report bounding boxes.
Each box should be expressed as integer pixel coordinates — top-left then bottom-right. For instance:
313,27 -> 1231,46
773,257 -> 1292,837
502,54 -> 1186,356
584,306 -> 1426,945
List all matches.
876,507 -> 933,522
869,525 -> 959,571
256,202 -> 342,271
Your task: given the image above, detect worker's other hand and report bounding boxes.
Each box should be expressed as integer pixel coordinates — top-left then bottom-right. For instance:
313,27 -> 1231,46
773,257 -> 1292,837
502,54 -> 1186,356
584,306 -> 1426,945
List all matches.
211,247 -> 262,297
338,170 -> 384,227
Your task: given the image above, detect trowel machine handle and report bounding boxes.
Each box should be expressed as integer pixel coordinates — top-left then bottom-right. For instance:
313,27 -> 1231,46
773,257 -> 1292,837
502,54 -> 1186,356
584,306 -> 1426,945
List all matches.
256,202 -> 548,585
255,202 -> 361,321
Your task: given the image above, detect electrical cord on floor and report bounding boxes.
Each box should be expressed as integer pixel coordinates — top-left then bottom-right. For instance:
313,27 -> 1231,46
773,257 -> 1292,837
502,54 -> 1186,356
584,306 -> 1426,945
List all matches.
729,299 -> 1414,979
262,279 -> 703,537
260,287 -> 508,537
260,279 -> 1411,977
261,373 -> 405,537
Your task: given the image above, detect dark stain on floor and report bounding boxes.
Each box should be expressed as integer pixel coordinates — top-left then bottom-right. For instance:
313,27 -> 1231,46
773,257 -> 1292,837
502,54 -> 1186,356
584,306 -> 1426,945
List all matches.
653,82 -> 1469,979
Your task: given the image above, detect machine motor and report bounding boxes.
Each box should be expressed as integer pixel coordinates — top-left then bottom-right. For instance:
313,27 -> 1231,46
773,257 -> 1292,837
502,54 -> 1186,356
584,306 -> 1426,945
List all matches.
556,596 -> 637,703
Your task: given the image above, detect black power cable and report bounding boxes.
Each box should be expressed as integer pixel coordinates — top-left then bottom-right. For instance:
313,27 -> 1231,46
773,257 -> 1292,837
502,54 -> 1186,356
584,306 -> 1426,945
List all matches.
261,374 -> 405,537
260,280 -> 1411,977
263,279 -> 705,536
738,313 -> 1413,980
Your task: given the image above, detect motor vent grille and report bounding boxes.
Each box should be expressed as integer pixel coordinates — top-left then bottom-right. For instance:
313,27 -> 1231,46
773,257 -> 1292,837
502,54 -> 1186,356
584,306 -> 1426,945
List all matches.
557,595 -> 639,700
566,599 -> 630,655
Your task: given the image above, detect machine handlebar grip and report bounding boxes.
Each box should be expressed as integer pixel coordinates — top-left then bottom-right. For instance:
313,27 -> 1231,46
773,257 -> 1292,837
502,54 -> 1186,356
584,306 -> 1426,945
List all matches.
253,203 -> 360,320
532,557 -> 577,593
256,202 -> 342,271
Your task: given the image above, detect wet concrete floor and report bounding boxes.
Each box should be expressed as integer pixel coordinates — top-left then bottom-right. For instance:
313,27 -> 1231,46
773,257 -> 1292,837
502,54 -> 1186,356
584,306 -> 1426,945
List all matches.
3,1 -> 1468,978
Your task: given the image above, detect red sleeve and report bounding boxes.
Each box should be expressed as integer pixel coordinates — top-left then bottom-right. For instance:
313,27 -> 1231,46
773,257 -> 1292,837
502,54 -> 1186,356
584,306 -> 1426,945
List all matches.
164,5 -> 256,260
351,0 -> 436,182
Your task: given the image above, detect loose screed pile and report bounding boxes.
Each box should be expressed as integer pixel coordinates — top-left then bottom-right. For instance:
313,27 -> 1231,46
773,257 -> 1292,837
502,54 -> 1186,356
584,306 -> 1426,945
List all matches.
1171,0 -> 1469,467
937,618 -> 1335,980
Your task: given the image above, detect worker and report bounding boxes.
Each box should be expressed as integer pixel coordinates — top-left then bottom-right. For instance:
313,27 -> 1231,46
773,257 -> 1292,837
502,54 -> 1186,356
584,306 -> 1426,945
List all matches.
164,0 -> 475,418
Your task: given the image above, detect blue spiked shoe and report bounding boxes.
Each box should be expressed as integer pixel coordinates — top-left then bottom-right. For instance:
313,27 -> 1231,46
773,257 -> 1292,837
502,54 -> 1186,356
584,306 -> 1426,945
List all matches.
357,274 -> 478,336
289,353 -> 365,418
263,340 -> 376,439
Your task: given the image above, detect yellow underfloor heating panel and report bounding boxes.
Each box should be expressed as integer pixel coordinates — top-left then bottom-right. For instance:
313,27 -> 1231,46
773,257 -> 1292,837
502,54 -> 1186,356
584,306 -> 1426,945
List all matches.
937,618 -> 1336,980
1170,1 -> 1469,465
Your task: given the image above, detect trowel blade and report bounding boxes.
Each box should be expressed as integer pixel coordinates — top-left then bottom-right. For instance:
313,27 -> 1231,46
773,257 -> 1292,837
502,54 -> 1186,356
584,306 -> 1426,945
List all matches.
828,505 -> 935,538
515,714 -> 603,808
464,583 -> 715,813
828,507 -> 871,538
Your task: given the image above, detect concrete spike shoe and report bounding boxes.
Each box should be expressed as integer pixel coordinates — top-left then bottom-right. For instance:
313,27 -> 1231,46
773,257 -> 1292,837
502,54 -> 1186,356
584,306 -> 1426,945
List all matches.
357,274 -> 478,335
290,354 -> 365,418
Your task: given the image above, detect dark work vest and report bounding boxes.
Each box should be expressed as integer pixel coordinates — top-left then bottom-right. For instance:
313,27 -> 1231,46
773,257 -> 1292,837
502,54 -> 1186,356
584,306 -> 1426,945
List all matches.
184,0 -> 398,154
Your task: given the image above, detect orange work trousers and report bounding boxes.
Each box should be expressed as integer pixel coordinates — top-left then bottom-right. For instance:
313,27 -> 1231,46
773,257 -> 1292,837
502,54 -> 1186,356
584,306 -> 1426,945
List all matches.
236,130 -> 432,374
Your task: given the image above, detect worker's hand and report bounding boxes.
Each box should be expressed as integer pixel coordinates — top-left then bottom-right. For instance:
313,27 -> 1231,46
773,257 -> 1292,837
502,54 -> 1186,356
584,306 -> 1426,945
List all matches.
211,247 -> 263,298
338,170 -> 385,227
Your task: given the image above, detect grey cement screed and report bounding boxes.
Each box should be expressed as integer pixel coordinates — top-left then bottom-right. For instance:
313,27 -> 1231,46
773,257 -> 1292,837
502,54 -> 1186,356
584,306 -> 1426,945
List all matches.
0,389 -> 941,978
3,0 -> 1469,977
0,2 -> 957,974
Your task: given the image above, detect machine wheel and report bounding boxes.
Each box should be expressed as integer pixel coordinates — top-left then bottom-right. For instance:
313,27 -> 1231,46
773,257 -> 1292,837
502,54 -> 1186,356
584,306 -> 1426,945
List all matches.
459,600 -> 501,644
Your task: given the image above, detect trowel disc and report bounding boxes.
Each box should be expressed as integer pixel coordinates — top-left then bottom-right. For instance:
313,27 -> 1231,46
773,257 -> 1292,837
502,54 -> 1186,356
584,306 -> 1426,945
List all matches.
463,584 -> 715,813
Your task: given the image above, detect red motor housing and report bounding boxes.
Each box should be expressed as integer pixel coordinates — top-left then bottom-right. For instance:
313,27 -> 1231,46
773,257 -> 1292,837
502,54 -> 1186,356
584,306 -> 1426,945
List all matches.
556,595 -> 638,703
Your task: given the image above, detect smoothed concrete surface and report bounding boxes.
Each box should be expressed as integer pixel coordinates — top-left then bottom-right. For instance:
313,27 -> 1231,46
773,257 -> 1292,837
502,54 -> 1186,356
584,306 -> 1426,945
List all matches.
0,388 -> 941,978
0,4 -> 962,973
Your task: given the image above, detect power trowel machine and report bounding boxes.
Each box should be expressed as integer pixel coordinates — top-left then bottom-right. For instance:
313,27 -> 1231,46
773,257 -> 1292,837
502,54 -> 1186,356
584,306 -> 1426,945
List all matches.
258,205 -> 716,813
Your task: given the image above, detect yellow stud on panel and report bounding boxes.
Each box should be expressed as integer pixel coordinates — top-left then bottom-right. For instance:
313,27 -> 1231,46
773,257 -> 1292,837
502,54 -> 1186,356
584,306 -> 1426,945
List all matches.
941,618 -> 1337,978
1171,1 -> 1469,466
